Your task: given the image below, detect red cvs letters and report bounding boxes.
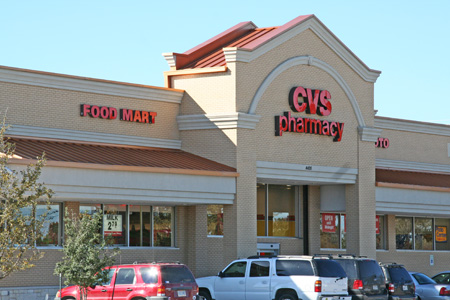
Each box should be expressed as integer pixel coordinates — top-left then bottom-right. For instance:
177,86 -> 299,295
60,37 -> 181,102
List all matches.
275,86 -> 344,142
289,86 -> 332,116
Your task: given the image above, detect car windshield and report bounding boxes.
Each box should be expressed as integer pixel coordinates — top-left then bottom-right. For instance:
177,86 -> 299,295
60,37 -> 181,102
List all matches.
161,266 -> 195,283
412,273 -> 436,285
315,260 -> 347,278
388,267 -> 412,283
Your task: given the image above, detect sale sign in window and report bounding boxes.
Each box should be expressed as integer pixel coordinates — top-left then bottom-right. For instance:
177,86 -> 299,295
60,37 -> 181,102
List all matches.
322,213 -> 336,233
104,214 -> 123,236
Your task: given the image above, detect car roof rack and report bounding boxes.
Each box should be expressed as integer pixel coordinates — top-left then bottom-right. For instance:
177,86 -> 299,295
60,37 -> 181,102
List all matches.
131,261 -> 181,265
379,262 -> 403,266
334,254 -> 368,258
312,254 -> 332,259
247,255 -> 278,259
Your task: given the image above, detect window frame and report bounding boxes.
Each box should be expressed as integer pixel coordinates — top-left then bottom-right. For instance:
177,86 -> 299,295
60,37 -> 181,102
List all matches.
320,212 -> 346,250
257,183 -> 301,238
395,215 -> 450,251
376,215 -> 387,250
80,203 -> 176,248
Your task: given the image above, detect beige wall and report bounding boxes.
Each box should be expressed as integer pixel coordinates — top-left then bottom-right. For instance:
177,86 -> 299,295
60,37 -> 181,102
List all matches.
1,81 -> 181,140
375,128 -> 450,165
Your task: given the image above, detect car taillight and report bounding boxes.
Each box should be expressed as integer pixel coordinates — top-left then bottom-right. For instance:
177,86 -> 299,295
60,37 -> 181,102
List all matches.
388,283 -> 395,293
56,291 -> 60,298
353,279 -> 363,290
193,286 -> 199,295
157,285 -> 166,296
315,280 -> 322,292
440,287 -> 450,296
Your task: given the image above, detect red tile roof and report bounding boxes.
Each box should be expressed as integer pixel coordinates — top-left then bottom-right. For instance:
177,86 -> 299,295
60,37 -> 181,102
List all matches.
376,169 -> 450,188
7,138 -> 236,173
173,15 -> 314,70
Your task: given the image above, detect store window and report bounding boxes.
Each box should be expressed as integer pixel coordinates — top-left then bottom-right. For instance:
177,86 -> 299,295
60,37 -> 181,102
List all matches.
103,204 -> 128,246
396,217 -> 413,249
153,206 -> 173,247
37,203 -> 61,246
396,216 -> 450,251
396,216 -> 437,251
435,218 -> 450,251
376,215 -> 386,249
19,203 -> 61,246
257,184 -> 297,237
80,204 -> 175,247
80,204 -> 101,215
129,205 -> 151,247
320,213 -> 346,249
207,205 -> 223,236
415,217 -> 433,250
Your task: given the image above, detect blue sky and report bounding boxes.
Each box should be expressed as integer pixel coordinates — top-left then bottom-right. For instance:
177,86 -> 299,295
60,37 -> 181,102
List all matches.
1,0 -> 449,124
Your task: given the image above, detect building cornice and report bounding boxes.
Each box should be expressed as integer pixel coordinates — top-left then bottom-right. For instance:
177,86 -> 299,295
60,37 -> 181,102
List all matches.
0,65 -> 184,103
223,17 -> 381,83
375,116 -> 450,136
358,126 -> 383,142
376,159 -> 450,174
177,113 -> 261,130
376,182 -> 450,193
257,161 -> 358,184
6,124 -> 182,149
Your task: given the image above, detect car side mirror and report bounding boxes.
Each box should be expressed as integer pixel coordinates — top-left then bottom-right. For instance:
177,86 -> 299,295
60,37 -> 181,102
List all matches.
218,271 -> 224,278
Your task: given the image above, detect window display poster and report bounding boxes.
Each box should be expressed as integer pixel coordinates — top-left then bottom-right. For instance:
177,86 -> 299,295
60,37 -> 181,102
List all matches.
436,226 -> 447,243
104,214 -> 123,236
376,216 -> 380,235
322,213 -> 336,233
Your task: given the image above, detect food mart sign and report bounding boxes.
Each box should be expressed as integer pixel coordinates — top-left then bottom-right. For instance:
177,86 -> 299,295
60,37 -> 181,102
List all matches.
275,86 -> 344,142
80,104 -> 157,124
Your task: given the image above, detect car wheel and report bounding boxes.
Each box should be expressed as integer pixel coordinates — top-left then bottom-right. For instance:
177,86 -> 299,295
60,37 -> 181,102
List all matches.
276,291 -> 298,300
199,289 -> 212,300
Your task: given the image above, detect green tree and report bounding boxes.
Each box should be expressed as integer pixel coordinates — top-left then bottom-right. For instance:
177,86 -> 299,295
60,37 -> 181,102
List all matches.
55,209 -> 120,300
0,120 -> 53,280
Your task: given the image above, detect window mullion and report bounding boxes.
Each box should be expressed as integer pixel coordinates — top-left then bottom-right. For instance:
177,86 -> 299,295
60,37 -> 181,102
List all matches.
265,184 -> 269,236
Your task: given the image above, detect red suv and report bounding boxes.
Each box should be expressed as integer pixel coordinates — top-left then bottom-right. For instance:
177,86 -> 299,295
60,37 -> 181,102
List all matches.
55,262 -> 199,300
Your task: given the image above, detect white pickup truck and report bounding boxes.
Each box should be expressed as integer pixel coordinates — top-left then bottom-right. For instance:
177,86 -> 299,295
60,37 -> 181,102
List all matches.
196,255 -> 352,300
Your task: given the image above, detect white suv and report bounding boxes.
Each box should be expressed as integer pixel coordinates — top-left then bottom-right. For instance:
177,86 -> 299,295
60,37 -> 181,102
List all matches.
196,255 -> 351,300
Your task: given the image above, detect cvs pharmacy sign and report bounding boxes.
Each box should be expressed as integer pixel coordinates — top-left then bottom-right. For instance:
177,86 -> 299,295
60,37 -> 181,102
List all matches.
275,86 -> 344,142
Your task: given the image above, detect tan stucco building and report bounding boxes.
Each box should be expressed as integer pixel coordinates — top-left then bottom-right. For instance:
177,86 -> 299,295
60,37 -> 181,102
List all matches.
1,15 -> 449,298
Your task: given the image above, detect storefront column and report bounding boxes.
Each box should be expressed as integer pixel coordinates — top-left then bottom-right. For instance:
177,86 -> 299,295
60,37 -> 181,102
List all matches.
64,201 -> 80,216
308,186 -> 321,253
345,140 -> 377,258
386,214 -> 396,251
186,205 -> 208,277
223,129 -> 258,265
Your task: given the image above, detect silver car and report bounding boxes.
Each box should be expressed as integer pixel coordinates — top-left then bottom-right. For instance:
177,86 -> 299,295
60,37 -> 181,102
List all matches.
409,272 -> 450,300
432,272 -> 450,285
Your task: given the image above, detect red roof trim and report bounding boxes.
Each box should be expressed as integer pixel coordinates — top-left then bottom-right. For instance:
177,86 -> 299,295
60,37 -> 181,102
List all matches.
174,21 -> 257,69
240,15 -> 314,50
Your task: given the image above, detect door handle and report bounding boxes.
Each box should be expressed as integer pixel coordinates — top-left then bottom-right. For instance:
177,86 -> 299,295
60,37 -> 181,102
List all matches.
239,280 -> 244,284
101,289 -> 107,292
126,288 -> 133,291
262,281 -> 268,284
